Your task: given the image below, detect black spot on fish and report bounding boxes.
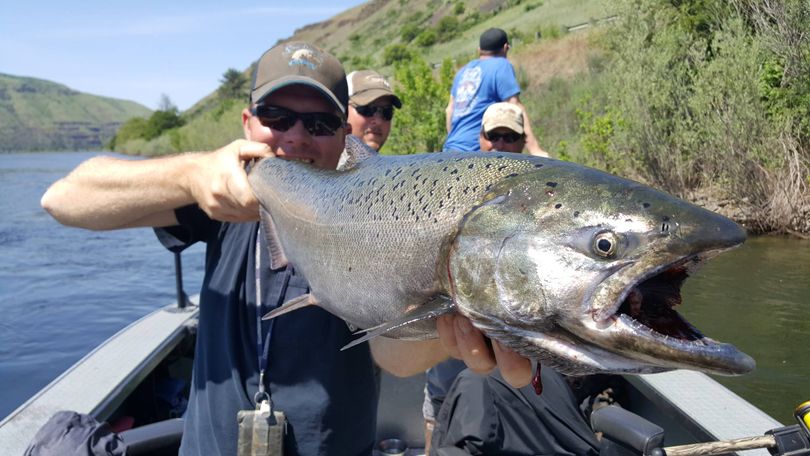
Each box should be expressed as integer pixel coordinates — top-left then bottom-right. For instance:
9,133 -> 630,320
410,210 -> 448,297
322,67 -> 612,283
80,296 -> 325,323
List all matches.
534,164 -> 543,168
348,266 -> 352,272
384,169 -> 391,176
437,158 -> 444,163
450,169 -> 458,175
497,165 -> 507,171
485,163 -> 492,169
443,166 -> 449,172
468,163 -> 474,169
546,190 -> 555,197
507,173 -> 519,178
643,202 -> 651,208
555,203 -> 562,209
573,211 -> 580,217
546,182 -> 558,188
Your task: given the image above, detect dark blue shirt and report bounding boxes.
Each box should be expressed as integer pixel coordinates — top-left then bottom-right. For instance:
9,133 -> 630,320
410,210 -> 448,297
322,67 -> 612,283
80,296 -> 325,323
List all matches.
158,205 -> 378,456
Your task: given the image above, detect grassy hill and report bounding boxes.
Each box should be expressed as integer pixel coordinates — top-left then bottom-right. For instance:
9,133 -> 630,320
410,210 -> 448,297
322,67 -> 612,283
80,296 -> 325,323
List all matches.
0,73 -> 151,151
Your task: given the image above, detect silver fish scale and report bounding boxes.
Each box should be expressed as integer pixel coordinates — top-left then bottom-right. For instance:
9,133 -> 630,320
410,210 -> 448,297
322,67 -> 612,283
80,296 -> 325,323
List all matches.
250,151 -> 547,336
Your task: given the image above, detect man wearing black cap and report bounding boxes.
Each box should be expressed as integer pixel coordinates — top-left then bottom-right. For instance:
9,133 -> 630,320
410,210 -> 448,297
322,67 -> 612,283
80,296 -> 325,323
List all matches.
41,41 -> 532,456
443,28 -> 546,156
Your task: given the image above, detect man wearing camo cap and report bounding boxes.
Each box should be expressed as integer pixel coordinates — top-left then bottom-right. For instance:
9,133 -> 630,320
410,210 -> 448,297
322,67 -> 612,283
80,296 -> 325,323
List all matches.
479,102 -> 528,153
346,70 -> 402,151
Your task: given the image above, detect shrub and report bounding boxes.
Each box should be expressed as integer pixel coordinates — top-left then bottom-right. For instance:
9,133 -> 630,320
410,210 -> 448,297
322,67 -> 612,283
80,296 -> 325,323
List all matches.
382,44 -> 413,66
415,29 -> 437,47
384,56 -> 453,154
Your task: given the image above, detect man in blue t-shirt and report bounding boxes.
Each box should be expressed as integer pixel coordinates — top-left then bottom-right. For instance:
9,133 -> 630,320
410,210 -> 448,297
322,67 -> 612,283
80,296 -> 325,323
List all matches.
443,28 -> 546,156
41,41 -> 534,456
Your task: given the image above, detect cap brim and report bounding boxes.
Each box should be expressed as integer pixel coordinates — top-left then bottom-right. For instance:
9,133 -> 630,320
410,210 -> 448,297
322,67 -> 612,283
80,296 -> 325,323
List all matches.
252,75 -> 346,114
350,89 -> 402,109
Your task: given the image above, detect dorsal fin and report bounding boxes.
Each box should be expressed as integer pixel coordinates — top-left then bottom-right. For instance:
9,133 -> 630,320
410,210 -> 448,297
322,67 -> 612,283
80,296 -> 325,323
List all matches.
260,208 -> 287,270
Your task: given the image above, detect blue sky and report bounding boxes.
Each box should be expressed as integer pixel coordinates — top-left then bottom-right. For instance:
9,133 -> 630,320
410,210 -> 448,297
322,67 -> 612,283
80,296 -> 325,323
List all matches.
0,1 -> 366,110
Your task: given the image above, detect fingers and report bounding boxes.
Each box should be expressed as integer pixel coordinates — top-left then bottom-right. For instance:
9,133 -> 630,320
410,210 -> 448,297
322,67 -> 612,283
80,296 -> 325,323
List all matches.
454,316 -> 496,375
236,140 -> 274,161
436,315 -> 461,360
437,314 -> 533,387
492,339 -> 533,388
190,140 -> 271,222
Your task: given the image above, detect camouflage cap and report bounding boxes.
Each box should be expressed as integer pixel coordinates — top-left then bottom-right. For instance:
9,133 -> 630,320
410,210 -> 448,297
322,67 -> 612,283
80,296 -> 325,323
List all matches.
346,70 -> 402,108
251,41 -> 348,113
481,102 -> 525,135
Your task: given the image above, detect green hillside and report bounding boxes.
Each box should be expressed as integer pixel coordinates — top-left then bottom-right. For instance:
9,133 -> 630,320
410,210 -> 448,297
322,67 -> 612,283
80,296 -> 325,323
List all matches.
113,0 -> 809,234
0,73 -> 151,151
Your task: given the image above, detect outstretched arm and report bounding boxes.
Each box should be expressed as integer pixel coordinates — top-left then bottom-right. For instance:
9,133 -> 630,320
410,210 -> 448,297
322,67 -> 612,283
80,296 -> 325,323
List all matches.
41,140 -> 273,230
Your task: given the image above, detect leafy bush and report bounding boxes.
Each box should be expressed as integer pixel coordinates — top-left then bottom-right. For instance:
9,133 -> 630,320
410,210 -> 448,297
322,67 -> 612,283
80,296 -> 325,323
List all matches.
400,24 -> 420,43
384,56 -> 453,154
383,44 -> 413,66
415,29 -> 437,47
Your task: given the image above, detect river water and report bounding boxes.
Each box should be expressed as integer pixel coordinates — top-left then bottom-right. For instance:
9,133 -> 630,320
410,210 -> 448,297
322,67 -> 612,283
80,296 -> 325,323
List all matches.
0,151 -> 807,425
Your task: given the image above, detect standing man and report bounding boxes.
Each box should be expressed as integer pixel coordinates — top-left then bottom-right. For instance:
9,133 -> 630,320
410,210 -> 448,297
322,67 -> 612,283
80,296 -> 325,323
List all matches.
41,41 -> 531,456
443,28 -> 547,157
346,70 -> 402,151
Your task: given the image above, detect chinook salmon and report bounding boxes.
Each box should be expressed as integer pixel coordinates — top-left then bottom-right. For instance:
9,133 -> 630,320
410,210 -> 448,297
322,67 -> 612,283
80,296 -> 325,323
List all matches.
248,137 -> 754,376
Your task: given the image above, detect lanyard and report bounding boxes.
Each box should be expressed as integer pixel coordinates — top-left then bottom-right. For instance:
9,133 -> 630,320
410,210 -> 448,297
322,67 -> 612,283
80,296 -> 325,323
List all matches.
253,227 -> 292,406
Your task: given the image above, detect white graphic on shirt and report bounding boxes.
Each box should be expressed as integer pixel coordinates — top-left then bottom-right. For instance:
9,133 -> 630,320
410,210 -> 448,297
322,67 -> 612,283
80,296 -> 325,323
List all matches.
452,66 -> 482,119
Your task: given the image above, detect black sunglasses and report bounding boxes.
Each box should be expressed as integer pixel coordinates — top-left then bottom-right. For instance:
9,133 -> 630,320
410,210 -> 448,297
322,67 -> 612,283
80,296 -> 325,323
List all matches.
251,105 -> 344,136
483,130 -> 523,144
353,104 -> 394,121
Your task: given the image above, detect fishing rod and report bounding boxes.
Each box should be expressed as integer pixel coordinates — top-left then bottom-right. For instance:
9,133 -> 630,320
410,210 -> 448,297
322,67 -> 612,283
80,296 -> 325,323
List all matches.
592,400 -> 810,456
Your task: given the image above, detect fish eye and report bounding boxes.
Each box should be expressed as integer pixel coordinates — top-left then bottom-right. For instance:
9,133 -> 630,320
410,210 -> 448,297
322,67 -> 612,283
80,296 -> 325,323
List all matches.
593,231 -> 618,258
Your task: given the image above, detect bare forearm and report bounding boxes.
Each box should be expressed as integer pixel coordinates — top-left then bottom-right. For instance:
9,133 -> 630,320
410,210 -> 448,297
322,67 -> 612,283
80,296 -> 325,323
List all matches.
507,97 -> 548,157
41,154 -> 198,230
445,97 -> 454,134
370,337 -> 448,377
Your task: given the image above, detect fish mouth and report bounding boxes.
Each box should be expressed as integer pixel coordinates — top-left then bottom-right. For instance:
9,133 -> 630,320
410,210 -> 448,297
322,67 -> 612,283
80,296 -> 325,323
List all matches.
584,248 -> 756,375
603,254 -> 704,340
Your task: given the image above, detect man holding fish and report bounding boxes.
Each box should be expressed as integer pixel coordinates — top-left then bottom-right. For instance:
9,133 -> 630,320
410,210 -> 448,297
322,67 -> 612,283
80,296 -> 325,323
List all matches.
41,42 -> 532,455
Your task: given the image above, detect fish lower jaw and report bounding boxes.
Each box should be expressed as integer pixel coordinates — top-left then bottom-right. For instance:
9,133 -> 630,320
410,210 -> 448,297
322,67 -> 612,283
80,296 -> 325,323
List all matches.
578,315 -> 755,375
472,319 -> 670,376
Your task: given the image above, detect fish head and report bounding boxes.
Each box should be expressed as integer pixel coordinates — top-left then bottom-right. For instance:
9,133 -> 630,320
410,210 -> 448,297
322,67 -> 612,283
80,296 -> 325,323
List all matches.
448,162 -> 754,376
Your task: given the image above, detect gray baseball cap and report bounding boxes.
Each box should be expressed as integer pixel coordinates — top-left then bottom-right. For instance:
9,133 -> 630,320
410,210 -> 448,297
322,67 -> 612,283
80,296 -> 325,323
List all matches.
250,41 -> 348,113
347,70 -> 402,108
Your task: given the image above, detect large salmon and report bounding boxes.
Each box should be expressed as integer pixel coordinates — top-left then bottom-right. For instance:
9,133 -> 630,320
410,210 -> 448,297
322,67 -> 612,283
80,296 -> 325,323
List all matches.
248,137 -> 754,376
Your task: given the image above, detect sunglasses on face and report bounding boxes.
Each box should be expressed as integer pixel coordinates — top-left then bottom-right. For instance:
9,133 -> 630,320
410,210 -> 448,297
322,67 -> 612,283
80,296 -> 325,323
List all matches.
353,104 -> 394,121
483,130 -> 523,144
251,105 -> 344,136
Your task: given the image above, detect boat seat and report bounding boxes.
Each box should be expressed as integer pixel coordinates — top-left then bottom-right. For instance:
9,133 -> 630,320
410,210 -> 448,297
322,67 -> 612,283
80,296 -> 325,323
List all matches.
120,418 -> 183,456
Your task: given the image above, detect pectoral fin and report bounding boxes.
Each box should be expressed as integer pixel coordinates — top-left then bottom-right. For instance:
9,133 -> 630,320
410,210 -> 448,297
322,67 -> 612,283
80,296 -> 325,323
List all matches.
260,208 -> 288,270
262,293 -> 319,320
341,295 -> 455,350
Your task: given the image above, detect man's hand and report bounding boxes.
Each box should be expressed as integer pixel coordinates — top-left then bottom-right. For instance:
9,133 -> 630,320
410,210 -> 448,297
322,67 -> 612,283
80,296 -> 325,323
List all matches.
436,314 -> 532,388
188,140 -> 274,222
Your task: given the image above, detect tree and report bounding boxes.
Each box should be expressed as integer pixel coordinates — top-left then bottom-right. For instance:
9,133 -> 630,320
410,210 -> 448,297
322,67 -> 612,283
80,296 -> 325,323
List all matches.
218,68 -> 249,101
